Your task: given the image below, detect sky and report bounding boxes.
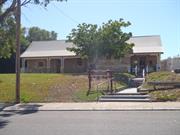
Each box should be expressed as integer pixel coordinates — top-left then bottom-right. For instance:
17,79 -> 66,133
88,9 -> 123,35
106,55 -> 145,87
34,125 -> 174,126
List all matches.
20,0 -> 180,59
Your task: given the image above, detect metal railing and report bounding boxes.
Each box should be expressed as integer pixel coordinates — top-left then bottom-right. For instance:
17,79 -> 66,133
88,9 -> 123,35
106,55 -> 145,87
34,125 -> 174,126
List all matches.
96,78 -> 124,101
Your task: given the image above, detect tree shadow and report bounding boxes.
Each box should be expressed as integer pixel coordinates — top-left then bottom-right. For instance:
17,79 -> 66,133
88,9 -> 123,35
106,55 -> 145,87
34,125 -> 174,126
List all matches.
15,104 -> 42,115
0,120 -> 9,129
0,104 -> 42,129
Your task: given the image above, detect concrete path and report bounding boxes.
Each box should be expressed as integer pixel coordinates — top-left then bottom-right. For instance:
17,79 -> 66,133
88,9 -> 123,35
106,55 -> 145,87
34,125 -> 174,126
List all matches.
117,88 -> 137,93
2,102 -> 180,111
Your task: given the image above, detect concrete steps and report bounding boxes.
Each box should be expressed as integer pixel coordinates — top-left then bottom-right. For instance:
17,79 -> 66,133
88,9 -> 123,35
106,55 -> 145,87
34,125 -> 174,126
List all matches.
101,95 -> 150,99
99,98 -> 151,102
130,78 -> 145,87
99,93 -> 151,102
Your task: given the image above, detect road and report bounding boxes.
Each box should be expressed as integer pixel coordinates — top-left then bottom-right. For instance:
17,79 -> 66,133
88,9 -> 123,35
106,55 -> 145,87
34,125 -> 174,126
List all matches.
0,111 -> 180,135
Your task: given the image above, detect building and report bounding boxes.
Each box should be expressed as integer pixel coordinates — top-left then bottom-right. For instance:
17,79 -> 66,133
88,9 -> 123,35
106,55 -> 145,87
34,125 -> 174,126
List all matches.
161,56 -> 180,71
95,35 -> 163,75
20,40 -> 87,73
21,35 -> 163,74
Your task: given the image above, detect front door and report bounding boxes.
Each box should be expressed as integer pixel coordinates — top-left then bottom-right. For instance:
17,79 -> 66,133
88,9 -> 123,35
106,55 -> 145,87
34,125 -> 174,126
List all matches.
50,59 -> 61,73
139,57 -> 146,76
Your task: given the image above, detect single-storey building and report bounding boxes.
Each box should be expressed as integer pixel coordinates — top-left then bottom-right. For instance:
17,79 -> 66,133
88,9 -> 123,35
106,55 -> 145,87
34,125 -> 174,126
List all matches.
20,35 -> 163,74
20,40 -> 87,73
161,56 -> 180,71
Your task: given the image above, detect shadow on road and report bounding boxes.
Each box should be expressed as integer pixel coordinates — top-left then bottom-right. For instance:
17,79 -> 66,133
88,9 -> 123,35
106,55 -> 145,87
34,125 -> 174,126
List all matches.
0,120 -> 9,129
0,104 -> 42,129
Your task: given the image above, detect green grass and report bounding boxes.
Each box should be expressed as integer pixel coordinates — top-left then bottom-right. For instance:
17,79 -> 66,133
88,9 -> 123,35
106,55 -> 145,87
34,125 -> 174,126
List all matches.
150,89 -> 180,101
73,90 -> 102,102
141,71 -> 180,101
0,74 -> 59,103
0,73 -> 126,103
143,71 -> 180,89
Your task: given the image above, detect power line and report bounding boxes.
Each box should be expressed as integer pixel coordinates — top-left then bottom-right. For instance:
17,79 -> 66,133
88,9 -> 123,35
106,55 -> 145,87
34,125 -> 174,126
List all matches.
52,3 -> 79,24
21,11 -> 32,25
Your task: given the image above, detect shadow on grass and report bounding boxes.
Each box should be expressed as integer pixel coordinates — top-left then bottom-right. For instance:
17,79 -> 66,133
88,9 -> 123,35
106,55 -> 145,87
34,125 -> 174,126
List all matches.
0,104 -> 42,129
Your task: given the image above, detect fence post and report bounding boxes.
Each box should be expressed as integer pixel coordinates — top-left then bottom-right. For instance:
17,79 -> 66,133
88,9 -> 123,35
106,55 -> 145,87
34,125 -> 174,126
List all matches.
87,69 -> 92,95
107,69 -> 113,94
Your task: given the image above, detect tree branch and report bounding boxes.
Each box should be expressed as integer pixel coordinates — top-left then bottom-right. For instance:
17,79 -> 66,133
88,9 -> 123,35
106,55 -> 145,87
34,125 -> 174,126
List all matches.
0,0 -> 8,5
0,0 -> 16,22
21,0 -> 32,6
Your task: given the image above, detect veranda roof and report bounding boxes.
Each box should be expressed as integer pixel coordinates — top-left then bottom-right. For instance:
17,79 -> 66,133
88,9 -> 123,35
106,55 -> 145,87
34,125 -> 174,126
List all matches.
21,35 -> 163,58
128,35 -> 163,54
20,40 -> 76,58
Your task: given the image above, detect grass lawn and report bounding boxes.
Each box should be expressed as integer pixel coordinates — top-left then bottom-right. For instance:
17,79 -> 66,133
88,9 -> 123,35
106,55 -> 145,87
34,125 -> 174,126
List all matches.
142,71 -> 180,101
0,73 -> 125,103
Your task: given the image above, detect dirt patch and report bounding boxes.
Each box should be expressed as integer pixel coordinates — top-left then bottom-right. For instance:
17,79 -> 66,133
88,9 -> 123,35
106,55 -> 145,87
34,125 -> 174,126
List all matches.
46,75 -> 88,102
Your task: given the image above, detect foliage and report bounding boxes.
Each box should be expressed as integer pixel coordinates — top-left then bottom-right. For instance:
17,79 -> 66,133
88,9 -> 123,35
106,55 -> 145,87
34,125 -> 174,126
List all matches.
0,7 -> 16,58
67,19 -> 134,66
99,19 -> 134,59
0,6 -> 29,58
67,23 -> 98,63
26,27 -> 57,42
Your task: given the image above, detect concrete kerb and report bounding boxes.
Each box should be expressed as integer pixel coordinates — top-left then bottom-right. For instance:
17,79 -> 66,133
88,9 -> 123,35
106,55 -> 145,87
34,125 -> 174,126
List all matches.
0,103 -> 14,111
2,102 -> 180,112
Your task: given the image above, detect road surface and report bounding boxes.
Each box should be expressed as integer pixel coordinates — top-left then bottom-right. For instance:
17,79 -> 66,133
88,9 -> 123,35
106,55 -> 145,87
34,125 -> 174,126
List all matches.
0,111 -> 180,135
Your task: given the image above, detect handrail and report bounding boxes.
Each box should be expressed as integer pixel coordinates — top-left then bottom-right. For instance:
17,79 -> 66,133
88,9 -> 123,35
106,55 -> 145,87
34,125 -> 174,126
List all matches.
96,77 -> 119,101
96,79 -> 110,101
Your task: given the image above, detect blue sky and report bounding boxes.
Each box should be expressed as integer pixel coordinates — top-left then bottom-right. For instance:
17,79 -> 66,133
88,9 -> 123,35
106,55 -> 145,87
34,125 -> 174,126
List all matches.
21,0 -> 180,59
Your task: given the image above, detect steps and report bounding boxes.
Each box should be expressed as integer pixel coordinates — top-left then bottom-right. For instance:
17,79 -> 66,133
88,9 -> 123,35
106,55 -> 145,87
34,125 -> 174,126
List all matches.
99,93 -> 151,102
130,78 -> 145,87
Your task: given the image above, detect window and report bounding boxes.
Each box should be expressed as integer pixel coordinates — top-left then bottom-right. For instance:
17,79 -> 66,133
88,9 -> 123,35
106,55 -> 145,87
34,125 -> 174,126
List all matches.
149,60 -> 153,65
38,61 -> 44,67
77,59 -> 82,66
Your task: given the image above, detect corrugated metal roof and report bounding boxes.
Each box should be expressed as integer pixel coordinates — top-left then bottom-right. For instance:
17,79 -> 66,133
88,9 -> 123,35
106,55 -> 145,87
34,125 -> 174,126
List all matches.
21,36 -> 163,58
20,40 -> 76,58
127,35 -> 163,54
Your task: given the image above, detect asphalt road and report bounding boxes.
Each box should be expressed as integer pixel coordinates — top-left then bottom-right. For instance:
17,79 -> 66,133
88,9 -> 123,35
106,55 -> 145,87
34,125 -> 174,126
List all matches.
0,111 -> 180,135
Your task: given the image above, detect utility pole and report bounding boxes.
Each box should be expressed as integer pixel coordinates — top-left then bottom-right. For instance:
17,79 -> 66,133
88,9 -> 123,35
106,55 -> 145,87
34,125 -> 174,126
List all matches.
15,0 -> 21,103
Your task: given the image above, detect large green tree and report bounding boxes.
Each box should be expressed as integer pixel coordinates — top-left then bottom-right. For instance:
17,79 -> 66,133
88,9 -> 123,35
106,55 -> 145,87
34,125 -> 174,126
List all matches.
67,23 -> 99,65
26,27 -> 57,42
0,6 -> 16,58
67,19 -> 134,67
99,19 -> 134,59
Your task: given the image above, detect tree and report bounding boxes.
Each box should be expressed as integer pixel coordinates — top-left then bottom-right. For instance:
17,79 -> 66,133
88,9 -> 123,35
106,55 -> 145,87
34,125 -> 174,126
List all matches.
67,19 -> 134,68
67,23 -> 99,66
0,5 -> 29,58
99,19 -> 134,59
26,27 -> 57,42
0,0 -> 66,23
0,6 -> 16,58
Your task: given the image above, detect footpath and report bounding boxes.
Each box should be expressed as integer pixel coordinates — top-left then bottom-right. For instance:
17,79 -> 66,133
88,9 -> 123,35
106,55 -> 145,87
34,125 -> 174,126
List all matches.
2,102 -> 180,111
